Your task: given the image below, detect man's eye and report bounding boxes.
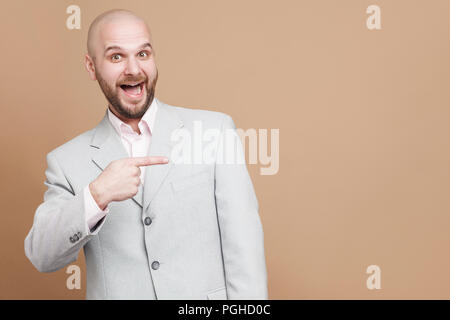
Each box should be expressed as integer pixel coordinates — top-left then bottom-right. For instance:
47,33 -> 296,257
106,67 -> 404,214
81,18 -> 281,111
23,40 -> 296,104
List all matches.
111,54 -> 122,61
139,51 -> 149,58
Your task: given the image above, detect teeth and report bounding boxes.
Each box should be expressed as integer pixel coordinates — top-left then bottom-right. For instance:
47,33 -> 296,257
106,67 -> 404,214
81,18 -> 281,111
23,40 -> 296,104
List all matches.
120,82 -> 143,96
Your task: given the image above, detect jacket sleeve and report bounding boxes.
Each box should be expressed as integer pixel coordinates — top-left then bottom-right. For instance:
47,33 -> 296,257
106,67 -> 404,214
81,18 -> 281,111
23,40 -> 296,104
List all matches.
214,114 -> 268,299
24,151 -> 106,273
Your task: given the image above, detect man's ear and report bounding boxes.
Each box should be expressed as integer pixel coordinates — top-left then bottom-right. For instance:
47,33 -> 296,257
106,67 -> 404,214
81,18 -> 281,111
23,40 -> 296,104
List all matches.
84,54 -> 97,81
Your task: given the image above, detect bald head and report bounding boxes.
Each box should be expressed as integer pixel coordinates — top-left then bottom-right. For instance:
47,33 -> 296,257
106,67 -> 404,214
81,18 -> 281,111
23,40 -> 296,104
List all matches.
87,9 -> 152,59
84,9 -> 158,121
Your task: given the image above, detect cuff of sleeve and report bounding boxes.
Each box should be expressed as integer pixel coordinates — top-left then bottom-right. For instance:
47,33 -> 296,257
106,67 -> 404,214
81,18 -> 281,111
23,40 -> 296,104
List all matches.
84,185 -> 109,235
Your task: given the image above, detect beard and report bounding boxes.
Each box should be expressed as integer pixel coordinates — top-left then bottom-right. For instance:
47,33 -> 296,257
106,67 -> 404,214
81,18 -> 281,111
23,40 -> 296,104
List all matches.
96,69 -> 158,119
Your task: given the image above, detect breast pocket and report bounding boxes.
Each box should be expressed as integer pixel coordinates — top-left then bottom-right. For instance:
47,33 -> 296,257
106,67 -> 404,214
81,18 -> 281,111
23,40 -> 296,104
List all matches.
170,170 -> 211,194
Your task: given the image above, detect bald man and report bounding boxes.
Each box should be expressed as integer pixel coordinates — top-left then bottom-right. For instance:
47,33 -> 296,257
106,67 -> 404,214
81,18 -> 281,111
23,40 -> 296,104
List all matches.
25,9 -> 268,300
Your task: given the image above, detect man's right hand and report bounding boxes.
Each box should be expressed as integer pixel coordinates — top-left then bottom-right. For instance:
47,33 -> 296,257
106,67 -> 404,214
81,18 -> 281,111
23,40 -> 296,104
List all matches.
89,156 -> 169,210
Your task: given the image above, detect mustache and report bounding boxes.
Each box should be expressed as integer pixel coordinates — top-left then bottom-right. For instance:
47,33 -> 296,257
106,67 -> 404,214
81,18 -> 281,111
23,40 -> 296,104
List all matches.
117,76 -> 147,86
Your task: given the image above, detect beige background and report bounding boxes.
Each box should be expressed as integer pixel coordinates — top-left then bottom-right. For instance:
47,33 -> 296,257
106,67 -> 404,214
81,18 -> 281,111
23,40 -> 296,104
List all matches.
1,0 -> 449,299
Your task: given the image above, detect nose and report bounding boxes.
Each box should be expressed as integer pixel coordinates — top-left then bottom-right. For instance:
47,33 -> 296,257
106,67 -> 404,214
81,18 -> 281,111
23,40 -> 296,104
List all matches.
124,56 -> 140,76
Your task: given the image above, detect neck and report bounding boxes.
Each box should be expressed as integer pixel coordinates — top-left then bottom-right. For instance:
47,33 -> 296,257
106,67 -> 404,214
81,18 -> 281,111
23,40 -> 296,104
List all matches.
109,105 -> 141,134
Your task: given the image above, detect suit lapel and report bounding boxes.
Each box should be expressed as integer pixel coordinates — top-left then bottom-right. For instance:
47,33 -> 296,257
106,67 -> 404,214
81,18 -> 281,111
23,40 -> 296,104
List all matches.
89,112 -> 144,207
143,100 -> 184,213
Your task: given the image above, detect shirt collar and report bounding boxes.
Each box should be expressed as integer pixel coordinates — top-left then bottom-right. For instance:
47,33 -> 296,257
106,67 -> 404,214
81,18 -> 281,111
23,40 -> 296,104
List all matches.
107,98 -> 158,138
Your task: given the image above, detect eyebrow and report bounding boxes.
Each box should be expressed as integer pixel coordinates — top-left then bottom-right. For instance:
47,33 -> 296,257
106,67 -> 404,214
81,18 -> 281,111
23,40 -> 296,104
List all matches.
104,42 -> 152,55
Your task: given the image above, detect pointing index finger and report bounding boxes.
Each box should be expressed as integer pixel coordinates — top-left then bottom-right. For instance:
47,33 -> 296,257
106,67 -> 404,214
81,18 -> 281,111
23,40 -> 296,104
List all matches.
131,156 -> 169,167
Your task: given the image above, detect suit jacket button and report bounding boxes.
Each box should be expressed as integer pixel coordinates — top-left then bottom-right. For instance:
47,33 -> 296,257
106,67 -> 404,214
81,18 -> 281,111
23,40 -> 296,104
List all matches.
77,231 -> 82,238
144,217 -> 152,226
73,234 -> 79,241
69,236 -> 75,243
151,261 -> 160,270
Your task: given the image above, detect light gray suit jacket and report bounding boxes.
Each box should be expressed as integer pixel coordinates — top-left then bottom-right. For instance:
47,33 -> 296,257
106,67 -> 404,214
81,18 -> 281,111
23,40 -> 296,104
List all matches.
24,99 -> 268,300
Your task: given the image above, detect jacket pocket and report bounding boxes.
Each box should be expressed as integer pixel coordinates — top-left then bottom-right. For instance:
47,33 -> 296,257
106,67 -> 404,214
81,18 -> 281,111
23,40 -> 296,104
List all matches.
206,287 -> 227,300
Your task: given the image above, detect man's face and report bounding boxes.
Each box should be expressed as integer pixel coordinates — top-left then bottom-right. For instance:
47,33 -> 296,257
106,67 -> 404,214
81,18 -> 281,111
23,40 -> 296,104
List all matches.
91,19 -> 158,119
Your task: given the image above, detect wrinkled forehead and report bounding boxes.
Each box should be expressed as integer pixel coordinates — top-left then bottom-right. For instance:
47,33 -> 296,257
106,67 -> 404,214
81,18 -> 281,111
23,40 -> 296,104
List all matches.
96,19 -> 152,54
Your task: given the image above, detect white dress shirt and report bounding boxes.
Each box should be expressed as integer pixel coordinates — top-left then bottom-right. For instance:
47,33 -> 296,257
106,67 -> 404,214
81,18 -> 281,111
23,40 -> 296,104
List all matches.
83,99 -> 158,234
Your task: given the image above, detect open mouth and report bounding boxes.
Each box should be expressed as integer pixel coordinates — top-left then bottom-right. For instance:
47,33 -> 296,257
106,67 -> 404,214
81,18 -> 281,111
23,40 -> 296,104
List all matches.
119,82 -> 145,98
